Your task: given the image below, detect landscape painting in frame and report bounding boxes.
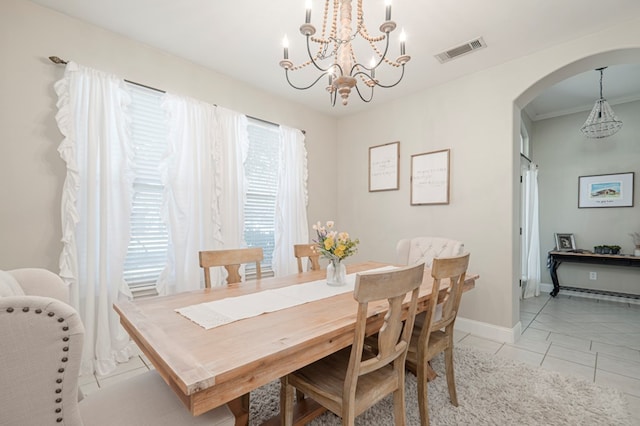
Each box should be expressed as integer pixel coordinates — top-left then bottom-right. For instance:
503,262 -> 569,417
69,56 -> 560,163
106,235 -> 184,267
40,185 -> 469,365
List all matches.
578,172 -> 634,208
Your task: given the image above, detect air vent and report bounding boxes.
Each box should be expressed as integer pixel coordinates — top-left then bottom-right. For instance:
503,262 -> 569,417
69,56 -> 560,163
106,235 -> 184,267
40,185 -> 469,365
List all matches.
435,37 -> 487,63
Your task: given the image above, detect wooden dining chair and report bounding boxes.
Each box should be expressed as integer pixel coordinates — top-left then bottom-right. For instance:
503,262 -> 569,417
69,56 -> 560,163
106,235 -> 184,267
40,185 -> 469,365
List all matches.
280,263 -> 425,426
197,247 -> 264,418
199,247 -> 263,288
293,243 -> 321,273
405,253 -> 470,426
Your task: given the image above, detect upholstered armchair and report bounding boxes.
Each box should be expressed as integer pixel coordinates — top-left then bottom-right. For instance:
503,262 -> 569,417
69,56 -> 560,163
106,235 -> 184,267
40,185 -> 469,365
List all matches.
396,237 -> 465,267
0,269 -> 234,426
2,267 -> 69,303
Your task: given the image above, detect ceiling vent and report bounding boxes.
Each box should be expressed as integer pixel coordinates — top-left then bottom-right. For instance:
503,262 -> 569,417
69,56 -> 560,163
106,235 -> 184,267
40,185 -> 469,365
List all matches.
435,37 -> 487,63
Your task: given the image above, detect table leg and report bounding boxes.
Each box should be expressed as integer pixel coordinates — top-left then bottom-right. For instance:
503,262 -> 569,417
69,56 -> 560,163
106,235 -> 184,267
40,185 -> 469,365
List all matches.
549,259 -> 561,297
262,397 -> 326,426
228,394 -> 249,426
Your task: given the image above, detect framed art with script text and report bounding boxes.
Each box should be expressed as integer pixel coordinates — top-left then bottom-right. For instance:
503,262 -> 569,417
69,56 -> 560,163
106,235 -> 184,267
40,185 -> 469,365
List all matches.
369,141 -> 400,192
410,149 -> 450,205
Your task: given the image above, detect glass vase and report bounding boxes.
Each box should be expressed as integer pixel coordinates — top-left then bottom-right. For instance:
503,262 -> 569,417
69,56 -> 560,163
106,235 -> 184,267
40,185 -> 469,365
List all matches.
326,258 -> 347,286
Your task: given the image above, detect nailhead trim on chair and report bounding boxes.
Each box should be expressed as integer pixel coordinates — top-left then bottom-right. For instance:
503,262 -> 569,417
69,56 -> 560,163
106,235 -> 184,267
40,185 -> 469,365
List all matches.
5,304 -> 71,424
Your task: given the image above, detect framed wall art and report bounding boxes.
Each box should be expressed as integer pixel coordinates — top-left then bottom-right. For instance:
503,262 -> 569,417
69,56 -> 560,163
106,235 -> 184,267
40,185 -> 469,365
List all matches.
578,172 -> 634,208
410,149 -> 450,205
554,233 -> 576,251
368,141 -> 400,192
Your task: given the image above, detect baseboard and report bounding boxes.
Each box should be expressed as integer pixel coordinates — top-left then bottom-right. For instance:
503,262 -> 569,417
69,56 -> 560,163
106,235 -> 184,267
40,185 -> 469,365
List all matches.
539,282 -> 553,294
456,316 -> 521,344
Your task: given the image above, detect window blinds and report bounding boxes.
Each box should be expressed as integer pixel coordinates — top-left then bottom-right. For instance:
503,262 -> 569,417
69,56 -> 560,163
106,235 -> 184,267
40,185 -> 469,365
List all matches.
122,87 -> 282,287
244,119 -> 280,278
122,83 -> 169,288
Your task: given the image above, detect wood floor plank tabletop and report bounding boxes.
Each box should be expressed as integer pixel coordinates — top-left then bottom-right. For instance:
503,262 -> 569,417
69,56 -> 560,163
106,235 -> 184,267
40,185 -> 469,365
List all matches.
114,261 -> 478,423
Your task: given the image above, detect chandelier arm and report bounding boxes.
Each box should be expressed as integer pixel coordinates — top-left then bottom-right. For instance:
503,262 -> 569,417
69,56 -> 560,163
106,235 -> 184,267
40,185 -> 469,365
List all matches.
331,63 -> 345,77
351,70 -> 373,80
306,36 -> 332,72
284,69 -> 333,91
376,34 -> 391,68
367,65 -> 406,89
353,81 -> 374,103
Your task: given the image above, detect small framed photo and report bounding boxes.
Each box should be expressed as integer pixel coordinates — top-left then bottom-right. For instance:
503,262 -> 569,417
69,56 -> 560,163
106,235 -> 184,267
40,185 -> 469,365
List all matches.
554,233 -> 576,251
578,172 -> 634,208
369,141 -> 400,192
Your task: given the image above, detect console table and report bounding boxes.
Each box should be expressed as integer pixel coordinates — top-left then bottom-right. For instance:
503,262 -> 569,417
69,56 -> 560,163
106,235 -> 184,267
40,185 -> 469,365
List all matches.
547,251 -> 640,297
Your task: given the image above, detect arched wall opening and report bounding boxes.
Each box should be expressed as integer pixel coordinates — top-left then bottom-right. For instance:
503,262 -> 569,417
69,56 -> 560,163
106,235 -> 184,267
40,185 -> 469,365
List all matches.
510,47 -> 640,331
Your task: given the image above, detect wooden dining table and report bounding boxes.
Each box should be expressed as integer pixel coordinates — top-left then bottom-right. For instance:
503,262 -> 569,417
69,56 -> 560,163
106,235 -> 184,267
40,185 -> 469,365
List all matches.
113,261 -> 478,425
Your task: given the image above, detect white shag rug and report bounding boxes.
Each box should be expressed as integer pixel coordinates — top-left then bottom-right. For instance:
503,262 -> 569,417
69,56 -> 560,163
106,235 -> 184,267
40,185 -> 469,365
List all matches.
249,346 -> 632,425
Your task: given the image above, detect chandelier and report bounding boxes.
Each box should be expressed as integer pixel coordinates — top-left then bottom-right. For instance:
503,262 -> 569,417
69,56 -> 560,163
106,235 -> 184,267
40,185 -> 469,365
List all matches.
580,67 -> 623,139
279,0 -> 410,106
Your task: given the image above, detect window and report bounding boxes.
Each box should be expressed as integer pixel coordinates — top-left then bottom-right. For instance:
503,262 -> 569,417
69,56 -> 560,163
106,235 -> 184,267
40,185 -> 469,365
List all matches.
520,121 -> 530,157
123,92 -> 281,288
122,83 -> 169,290
244,119 -> 280,278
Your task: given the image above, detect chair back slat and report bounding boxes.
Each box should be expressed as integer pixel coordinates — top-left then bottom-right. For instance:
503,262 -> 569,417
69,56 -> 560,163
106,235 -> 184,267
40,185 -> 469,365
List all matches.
428,254 -> 469,334
199,248 -> 264,288
349,263 -> 424,377
293,244 -> 320,273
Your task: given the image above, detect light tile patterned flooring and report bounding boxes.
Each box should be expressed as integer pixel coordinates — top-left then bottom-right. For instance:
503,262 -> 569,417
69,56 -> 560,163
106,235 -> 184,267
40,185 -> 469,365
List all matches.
80,293 -> 640,423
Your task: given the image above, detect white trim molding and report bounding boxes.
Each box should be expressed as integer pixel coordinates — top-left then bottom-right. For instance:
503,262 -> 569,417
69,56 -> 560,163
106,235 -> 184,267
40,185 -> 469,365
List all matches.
455,316 -> 522,344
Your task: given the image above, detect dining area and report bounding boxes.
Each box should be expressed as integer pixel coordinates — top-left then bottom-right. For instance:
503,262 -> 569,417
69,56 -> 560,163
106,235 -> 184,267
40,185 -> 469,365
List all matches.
111,234 -> 477,425
6,227 -> 635,425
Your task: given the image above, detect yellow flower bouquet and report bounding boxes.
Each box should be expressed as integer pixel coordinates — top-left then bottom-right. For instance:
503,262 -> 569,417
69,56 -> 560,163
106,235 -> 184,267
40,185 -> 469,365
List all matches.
312,221 -> 359,286
313,221 -> 359,261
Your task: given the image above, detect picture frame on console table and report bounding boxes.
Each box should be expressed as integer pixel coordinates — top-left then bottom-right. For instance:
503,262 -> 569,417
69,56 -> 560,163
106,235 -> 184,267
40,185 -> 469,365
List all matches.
578,172 -> 634,208
554,233 -> 576,251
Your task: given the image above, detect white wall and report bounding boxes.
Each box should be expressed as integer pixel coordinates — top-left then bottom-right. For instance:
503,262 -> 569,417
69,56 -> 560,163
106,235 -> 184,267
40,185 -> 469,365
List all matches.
0,0 -> 337,271
533,100 -> 640,295
334,18 -> 640,338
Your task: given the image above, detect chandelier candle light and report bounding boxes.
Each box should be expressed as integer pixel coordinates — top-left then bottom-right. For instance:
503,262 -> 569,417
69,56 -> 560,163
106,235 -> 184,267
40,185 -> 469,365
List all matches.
279,0 -> 411,106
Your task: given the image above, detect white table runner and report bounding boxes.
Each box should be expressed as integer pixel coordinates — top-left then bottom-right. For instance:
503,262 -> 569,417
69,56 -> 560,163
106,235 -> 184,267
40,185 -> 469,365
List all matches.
176,266 -> 396,330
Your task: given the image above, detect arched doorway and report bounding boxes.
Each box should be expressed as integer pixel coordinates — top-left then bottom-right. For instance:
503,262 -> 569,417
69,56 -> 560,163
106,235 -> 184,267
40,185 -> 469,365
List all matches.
512,48 -> 640,336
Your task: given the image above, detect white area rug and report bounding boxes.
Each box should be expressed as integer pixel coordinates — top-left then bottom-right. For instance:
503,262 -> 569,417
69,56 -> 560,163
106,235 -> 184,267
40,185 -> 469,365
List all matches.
249,346 -> 632,425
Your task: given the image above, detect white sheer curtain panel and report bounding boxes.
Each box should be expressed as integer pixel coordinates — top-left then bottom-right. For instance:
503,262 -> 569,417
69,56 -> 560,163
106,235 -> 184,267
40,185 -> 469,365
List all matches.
272,126 -> 309,276
212,107 -> 250,284
157,94 -> 221,294
523,163 -> 541,298
55,62 -> 136,376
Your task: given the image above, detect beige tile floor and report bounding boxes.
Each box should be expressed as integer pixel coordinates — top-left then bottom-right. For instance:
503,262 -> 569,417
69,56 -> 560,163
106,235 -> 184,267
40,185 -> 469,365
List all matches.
79,292 -> 640,423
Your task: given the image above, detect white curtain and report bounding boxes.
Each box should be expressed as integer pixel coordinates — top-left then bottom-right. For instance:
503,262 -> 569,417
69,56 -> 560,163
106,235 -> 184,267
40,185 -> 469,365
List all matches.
272,126 -> 309,275
522,163 -> 541,298
157,100 -> 249,291
213,107 -> 250,283
157,94 -> 221,294
214,107 -> 249,252
55,62 -> 136,376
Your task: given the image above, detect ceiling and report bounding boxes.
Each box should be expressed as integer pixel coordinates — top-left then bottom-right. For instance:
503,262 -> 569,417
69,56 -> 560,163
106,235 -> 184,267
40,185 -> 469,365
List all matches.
30,0 -> 640,118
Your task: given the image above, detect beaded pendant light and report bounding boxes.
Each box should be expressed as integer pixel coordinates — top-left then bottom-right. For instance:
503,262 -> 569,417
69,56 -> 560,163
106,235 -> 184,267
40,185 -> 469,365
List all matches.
580,67 -> 623,139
